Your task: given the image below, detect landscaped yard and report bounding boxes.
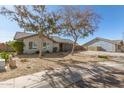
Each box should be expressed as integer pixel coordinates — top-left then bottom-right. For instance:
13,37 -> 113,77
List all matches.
0,51 -> 124,87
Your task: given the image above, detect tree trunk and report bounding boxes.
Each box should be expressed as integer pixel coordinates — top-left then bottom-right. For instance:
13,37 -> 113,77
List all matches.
71,40 -> 77,55
71,43 -> 75,55
38,38 -> 43,58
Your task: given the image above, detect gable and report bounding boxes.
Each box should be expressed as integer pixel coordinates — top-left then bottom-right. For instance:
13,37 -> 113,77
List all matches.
89,40 -> 116,52
83,37 -> 116,47
89,40 -> 115,48
83,38 -> 100,46
14,32 -> 33,40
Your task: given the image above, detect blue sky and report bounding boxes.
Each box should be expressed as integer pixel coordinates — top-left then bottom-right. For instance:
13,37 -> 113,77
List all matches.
0,5 -> 124,45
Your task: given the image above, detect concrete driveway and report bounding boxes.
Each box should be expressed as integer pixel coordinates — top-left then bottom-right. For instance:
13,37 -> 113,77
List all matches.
80,51 -> 124,57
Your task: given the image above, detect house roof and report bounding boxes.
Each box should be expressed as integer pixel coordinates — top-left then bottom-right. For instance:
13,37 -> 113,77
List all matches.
113,40 -> 123,44
83,37 -> 123,46
0,43 -> 13,51
14,32 -> 34,40
0,43 -> 6,50
51,36 -> 74,44
14,32 -> 74,44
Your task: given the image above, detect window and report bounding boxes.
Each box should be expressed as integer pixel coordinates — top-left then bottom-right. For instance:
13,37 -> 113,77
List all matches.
29,42 -> 37,49
43,42 -> 49,49
43,42 -> 46,48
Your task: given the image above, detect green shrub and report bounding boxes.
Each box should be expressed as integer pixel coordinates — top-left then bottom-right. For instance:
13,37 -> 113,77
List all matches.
10,41 -> 24,54
98,55 -> 109,59
0,52 -> 10,62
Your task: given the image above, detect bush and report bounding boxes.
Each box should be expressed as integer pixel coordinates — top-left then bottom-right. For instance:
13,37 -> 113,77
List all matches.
0,52 -> 10,62
10,41 -> 24,54
98,55 -> 109,59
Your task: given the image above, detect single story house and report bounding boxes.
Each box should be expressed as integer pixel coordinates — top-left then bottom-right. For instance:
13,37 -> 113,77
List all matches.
14,32 -> 74,54
83,37 -> 124,52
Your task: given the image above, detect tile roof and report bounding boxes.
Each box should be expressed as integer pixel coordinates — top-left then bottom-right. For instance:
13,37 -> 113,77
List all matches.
14,32 -> 74,44
0,43 -> 13,51
51,36 -> 74,44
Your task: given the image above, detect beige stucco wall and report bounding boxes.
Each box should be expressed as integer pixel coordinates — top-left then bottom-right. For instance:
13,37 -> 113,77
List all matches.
23,35 -> 54,54
88,41 -> 116,52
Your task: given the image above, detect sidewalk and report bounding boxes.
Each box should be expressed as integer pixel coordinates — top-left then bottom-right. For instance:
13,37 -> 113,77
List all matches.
0,65 -> 88,88
0,62 -> 123,88
0,71 -> 47,88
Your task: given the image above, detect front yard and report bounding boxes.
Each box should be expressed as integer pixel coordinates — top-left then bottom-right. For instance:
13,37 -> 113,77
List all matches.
0,52 -> 105,81
0,51 -> 124,87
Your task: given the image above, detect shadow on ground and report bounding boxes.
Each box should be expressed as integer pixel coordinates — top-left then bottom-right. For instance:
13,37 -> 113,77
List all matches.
17,52 -> 71,58
28,59 -> 124,88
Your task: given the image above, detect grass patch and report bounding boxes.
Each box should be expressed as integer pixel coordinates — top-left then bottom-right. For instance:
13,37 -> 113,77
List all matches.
98,55 -> 109,60
0,51 -> 15,56
20,59 -> 28,63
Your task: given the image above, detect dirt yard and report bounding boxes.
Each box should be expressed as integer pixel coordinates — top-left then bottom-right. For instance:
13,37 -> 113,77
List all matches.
0,52 -> 106,81
0,51 -> 124,87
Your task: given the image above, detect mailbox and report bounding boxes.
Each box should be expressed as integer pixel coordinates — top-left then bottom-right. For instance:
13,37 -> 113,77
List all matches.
0,59 -> 5,71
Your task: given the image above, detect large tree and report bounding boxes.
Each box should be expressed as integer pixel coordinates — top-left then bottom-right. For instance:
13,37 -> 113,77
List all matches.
0,5 -> 61,57
61,6 -> 101,55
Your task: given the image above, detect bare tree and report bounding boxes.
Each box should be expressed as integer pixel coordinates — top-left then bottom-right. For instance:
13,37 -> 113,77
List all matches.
61,6 -> 101,55
0,5 -> 61,57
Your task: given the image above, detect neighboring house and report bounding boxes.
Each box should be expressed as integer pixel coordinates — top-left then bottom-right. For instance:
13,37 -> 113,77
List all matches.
14,32 -> 74,54
83,37 -> 124,52
0,43 -> 13,52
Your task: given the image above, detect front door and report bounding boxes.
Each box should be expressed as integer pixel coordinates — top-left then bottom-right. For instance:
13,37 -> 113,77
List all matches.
59,43 -> 63,52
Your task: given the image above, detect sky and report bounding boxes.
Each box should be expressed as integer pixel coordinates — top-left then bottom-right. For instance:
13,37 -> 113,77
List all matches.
0,5 -> 124,45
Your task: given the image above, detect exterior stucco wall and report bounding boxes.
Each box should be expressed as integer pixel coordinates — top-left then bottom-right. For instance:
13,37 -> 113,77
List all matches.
88,40 -> 116,52
23,35 -> 54,54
